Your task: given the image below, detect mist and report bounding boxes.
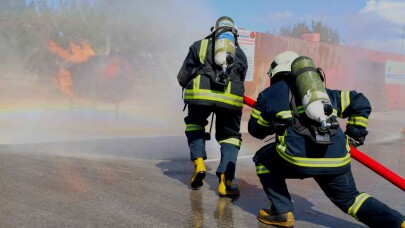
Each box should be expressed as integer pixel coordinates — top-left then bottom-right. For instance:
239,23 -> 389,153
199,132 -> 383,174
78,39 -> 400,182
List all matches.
0,0 -> 216,145
1,0 -> 404,147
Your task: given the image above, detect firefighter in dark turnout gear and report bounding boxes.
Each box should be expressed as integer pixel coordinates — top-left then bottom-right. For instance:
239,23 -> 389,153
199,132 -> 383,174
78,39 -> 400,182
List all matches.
177,16 -> 248,197
248,51 -> 405,227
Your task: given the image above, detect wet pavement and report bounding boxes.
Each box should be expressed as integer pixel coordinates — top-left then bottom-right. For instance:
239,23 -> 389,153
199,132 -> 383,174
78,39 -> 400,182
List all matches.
0,104 -> 404,227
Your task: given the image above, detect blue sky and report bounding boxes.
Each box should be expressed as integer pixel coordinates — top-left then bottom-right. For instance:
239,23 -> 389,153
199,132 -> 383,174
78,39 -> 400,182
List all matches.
26,0 -> 405,55
177,0 -> 405,55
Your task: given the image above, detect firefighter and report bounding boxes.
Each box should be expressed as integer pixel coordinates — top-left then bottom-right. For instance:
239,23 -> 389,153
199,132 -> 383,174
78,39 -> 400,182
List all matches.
177,16 -> 248,197
248,51 -> 405,227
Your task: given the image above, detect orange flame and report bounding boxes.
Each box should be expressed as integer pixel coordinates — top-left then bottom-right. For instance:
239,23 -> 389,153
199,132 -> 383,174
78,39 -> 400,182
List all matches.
47,40 -> 95,63
47,39 -> 96,97
101,56 -> 132,79
55,68 -> 75,98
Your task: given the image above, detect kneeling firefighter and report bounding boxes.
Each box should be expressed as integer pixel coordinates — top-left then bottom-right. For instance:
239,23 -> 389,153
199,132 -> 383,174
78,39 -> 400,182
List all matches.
177,16 -> 248,197
248,51 -> 405,227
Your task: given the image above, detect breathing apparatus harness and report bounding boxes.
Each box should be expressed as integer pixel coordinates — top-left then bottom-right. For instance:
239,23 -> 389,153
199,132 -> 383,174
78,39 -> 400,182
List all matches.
201,26 -> 239,86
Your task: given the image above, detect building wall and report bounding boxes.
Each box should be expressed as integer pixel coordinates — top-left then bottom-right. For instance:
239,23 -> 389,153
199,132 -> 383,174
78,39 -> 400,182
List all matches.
245,33 -> 405,111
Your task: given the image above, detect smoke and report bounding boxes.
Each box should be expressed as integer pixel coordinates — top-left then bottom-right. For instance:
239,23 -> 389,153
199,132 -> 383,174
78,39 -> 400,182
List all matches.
0,0 -> 217,145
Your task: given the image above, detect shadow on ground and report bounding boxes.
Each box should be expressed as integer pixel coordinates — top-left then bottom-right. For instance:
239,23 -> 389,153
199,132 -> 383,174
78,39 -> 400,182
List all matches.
156,159 -> 366,228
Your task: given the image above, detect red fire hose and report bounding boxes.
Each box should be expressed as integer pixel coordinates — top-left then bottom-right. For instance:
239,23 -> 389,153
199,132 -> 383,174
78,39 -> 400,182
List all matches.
244,95 -> 405,192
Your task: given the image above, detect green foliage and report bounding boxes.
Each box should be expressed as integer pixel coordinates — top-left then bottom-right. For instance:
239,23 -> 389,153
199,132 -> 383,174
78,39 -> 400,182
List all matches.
278,20 -> 340,44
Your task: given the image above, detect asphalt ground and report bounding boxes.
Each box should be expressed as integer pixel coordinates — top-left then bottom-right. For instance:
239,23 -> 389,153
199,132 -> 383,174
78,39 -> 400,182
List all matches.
0,102 -> 404,227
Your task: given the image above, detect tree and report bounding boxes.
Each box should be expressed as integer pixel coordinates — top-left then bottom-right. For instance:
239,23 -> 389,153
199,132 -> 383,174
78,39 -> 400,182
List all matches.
278,20 -> 340,44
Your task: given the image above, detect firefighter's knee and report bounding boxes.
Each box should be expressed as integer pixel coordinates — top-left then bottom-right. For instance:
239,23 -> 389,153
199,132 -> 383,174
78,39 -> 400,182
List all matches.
346,192 -> 370,220
256,163 -> 270,176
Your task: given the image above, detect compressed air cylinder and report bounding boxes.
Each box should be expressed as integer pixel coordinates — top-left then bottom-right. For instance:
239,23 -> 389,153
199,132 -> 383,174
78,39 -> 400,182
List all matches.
214,18 -> 236,70
291,56 -> 332,123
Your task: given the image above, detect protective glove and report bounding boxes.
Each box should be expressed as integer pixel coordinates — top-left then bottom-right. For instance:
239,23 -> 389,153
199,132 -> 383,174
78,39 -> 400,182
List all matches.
347,135 -> 365,148
345,126 -> 367,148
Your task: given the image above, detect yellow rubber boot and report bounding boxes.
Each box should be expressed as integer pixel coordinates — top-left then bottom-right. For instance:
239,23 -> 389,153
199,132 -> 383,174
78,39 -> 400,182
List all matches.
401,220 -> 405,228
257,209 -> 295,227
190,158 -> 206,189
218,174 -> 240,197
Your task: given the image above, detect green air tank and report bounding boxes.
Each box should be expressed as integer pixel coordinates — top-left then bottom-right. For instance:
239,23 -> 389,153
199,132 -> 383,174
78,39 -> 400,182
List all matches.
214,16 -> 236,71
291,56 -> 333,124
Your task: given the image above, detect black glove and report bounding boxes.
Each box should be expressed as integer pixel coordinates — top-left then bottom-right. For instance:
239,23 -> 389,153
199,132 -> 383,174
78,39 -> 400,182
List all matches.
345,126 -> 367,148
347,135 -> 365,148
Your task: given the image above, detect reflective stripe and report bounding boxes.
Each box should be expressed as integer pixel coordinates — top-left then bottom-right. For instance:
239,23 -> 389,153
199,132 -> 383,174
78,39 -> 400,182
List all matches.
346,136 -> 351,151
348,193 -> 370,219
348,116 -> 368,128
256,165 -> 270,174
296,106 -> 305,114
219,138 -> 242,147
276,111 -> 292,119
192,75 -> 201,89
199,39 -> 208,64
258,116 -> 271,127
251,108 -> 271,127
340,91 -> 351,117
225,81 -> 232,93
276,130 -> 351,167
251,108 -> 261,119
184,89 -> 244,107
186,124 -> 204,132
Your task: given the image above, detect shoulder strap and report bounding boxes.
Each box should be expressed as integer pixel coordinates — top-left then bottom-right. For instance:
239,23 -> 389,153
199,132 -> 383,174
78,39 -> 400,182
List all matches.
199,39 -> 209,64
287,82 -> 319,143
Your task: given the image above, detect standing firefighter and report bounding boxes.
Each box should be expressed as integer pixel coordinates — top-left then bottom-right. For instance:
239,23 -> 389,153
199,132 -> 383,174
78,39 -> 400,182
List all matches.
177,16 -> 248,197
248,51 -> 405,227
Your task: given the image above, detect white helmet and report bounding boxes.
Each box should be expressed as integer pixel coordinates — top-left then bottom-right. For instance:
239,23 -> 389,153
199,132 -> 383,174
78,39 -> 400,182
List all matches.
267,51 -> 299,78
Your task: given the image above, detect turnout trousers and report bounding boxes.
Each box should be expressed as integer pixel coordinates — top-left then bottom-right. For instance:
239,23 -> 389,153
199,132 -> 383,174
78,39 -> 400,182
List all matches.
185,104 -> 242,180
255,148 -> 405,228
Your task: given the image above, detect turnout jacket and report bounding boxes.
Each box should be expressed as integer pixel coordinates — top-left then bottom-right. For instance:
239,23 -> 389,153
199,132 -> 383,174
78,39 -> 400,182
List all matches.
177,38 -> 248,110
248,79 -> 372,175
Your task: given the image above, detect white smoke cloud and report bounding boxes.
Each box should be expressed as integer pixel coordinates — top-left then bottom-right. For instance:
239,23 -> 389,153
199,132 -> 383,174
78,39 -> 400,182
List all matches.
360,0 -> 405,25
267,11 -> 295,21
345,0 -> 405,54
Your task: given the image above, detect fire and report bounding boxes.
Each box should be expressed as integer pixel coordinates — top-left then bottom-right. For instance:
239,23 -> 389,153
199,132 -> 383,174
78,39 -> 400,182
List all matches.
47,40 -> 95,63
47,39 -> 96,97
101,56 -> 132,79
55,68 -> 74,98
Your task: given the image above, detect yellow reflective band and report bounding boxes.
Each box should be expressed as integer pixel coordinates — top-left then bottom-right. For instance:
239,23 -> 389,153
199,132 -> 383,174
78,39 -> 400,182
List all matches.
256,165 -> 270,174
333,109 -> 338,116
192,75 -> 201,89
296,106 -> 305,114
258,116 -> 271,127
251,108 -> 261,119
225,81 -> 231,93
186,124 -> 204,132
276,110 -> 292,119
348,116 -> 368,128
276,145 -> 351,167
340,91 -> 351,117
346,136 -> 351,152
219,138 -> 242,147
184,88 -> 244,107
199,39 -> 208,64
277,131 -> 351,167
348,193 -> 370,219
